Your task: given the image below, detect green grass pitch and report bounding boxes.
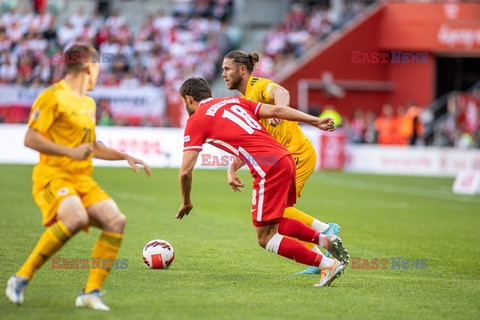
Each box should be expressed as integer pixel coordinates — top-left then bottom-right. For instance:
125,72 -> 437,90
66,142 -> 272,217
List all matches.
1,164 -> 479,320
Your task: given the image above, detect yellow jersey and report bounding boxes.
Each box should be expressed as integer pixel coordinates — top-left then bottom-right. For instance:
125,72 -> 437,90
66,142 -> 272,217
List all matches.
28,80 -> 97,186
243,76 -> 313,157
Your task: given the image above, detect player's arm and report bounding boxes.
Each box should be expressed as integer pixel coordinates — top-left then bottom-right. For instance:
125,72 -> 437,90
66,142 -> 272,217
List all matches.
175,150 -> 199,219
93,141 -> 151,176
269,85 -> 290,108
258,103 -> 335,131
227,156 -> 245,193
267,85 -> 290,126
24,127 -> 93,160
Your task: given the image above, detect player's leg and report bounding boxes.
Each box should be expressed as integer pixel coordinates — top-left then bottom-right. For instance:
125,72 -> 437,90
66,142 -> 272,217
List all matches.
289,152 -> 341,274
277,217 -> 349,265
7,181 -> 88,305
75,180 -> 124,311
84,199 -> 125,294
256,222 -> 344,287
253,155 -> 345,286
285,151 -> 335,234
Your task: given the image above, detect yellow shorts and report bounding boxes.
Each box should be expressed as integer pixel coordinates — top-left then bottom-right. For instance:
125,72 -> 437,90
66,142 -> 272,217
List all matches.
33,175 -> 111,227
293,150 -> 317,198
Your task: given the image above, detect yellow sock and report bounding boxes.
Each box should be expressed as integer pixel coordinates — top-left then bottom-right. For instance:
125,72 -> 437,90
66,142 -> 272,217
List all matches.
284,207 -> 314,226
84,231 -> 123,293
283,207 -> 316,250
17,221 -> 72,280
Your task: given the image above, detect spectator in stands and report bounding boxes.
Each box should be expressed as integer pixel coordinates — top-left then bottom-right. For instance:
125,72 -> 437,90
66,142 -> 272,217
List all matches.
42,18 -> 57,43
57,21 -> 78,46
104,9 -> 126,33
375,104 -> 396,145
69,7 -> 89,32
0,52 -> 17,83
350,108 -> 366,144
0,1 -> 233,126
2,7 -> 19,29
17,53 -> 34,85
405,101 -> 424,145
394,105 -> 409,145
364,111 -> 377,144
119,71 -> 140,88
32,6 -> 53,33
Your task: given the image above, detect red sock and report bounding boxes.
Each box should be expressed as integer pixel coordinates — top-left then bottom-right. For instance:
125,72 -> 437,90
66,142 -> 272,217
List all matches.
277,236 -> 323,266
278,217 -> 320,245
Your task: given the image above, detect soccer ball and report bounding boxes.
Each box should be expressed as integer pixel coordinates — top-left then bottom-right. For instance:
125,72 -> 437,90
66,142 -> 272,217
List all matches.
142,239 -> 175,269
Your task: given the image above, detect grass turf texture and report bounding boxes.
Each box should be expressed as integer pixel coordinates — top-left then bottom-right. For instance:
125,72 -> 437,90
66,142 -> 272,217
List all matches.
0,164 -> 479,320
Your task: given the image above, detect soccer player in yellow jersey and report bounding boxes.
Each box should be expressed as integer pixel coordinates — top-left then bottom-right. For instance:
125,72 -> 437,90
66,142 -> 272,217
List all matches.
222,50 -> 342,274
5,44 -> 151,311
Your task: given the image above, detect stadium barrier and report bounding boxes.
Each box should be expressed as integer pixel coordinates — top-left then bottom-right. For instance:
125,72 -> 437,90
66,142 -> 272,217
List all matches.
1,124 -> 479,177
0,85 -> 165,124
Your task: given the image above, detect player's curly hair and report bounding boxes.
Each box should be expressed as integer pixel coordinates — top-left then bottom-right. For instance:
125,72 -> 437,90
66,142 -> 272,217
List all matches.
225,50 -> 260,73
179,77 -> 212,101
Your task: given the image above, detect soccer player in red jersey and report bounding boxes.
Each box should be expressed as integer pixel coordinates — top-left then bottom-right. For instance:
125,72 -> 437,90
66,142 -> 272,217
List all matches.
175,77 -> 348,286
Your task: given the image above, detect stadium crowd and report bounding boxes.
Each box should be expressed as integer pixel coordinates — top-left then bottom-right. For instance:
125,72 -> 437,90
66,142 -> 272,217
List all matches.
0,0 -> 478,148
0,1 -> 234,88
255,0 -> 373,78
331,89 -> 480,148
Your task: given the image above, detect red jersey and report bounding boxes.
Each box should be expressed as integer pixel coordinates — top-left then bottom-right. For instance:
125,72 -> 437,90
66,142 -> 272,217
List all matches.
183,97 -> 291,176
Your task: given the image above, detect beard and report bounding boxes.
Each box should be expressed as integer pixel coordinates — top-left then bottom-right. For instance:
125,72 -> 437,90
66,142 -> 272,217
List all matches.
227,73 -> 242,90
185,101 -> 195,116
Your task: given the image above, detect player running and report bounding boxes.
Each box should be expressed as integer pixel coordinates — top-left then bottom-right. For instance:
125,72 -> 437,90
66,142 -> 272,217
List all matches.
222,50 -> 341,274
175,77 -> 348,287
5,43 -> 151,311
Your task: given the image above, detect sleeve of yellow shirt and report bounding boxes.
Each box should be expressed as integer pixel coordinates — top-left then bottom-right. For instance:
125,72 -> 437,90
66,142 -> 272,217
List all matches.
28,89 -> 58,134
261,80 -> 279,103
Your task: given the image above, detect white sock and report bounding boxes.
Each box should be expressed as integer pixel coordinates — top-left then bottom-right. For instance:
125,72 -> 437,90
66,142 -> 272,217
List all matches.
312,245 -> 322,254
319,255 -> 334,269
318,234 -> 328,249
311,219 -> 329,233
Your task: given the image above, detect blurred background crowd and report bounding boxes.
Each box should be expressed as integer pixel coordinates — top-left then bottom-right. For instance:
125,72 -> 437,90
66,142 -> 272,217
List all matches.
0,0 -> 478,148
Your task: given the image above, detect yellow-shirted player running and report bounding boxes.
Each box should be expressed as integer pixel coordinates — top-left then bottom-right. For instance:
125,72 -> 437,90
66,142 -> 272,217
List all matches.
5,44 -> 151,311
222,50 -> 341,274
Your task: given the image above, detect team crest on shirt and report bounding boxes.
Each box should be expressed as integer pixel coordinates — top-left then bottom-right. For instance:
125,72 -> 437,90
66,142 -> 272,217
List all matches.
57,187 -> 69,196
31,108 -> 40,121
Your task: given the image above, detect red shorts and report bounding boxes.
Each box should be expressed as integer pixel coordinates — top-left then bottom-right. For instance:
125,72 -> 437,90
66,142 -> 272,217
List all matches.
251,155 -> 297,227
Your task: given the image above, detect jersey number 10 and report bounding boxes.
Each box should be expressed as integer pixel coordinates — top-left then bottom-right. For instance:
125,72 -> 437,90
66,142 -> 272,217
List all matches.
221,105 -> 261,134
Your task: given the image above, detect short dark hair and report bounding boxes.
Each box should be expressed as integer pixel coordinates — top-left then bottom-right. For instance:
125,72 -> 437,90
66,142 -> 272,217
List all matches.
224,50 -> 260,73
64,43 -> 97,74
179,77 -> 212,101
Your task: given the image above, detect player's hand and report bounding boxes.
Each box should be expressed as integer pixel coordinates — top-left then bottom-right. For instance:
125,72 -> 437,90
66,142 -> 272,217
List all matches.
268,118 -> 282,127
125,155 -> 152,177
316,117 -> 335,132
69,143 -> 93,160
175,202 -> 193,219
228,168 -> 244,193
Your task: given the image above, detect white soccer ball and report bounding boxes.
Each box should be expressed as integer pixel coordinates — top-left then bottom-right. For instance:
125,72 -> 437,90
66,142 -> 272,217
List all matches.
142,239 -> 175,269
